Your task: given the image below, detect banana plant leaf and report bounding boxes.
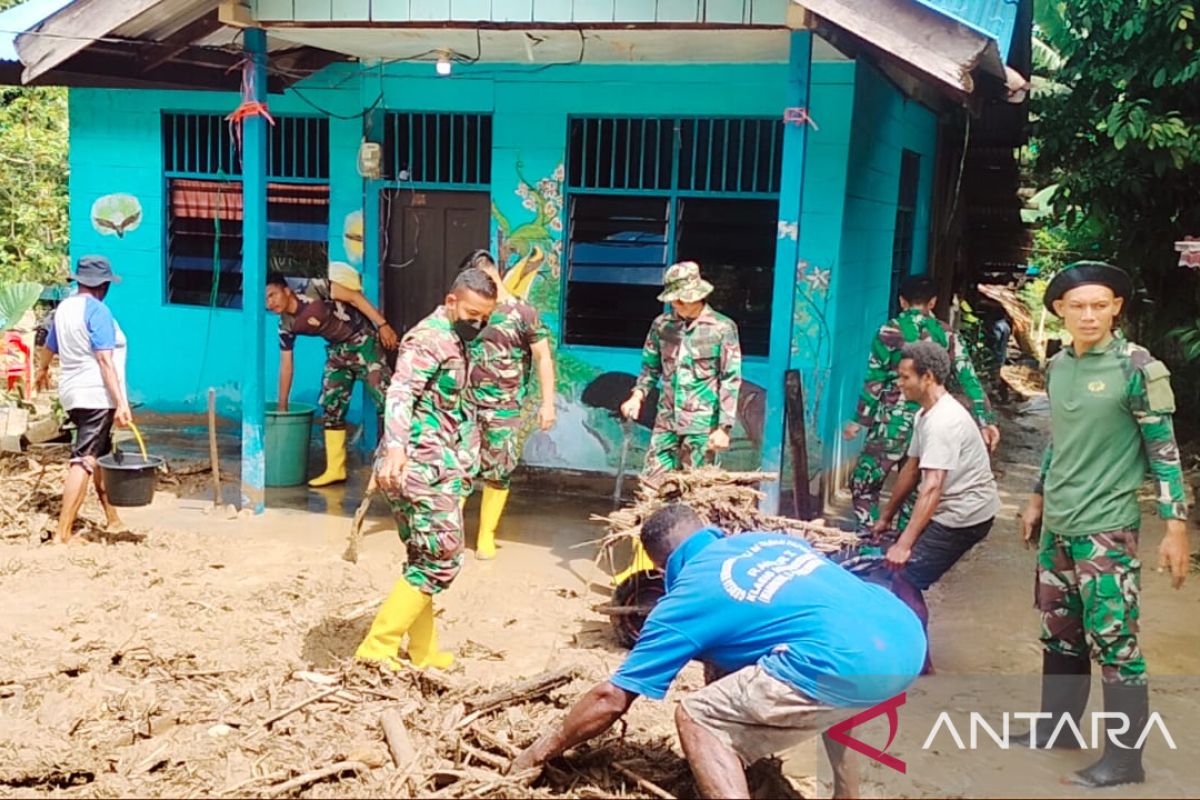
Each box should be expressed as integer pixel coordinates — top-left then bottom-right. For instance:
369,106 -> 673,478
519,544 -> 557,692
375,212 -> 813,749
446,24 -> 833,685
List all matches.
0,282 -> 44,333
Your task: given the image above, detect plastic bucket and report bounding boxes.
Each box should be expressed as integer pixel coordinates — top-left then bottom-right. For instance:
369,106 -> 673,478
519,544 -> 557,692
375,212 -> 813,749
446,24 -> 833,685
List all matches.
266,403 -> 314,487
98,453 -> 164,507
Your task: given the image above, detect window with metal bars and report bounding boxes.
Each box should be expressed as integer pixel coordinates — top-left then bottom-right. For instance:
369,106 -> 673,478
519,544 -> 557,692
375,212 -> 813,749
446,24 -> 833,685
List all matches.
563,117 -> 782,354
889,150 -> 921,316
382,112 -> 492,187
162,113 -> 331,308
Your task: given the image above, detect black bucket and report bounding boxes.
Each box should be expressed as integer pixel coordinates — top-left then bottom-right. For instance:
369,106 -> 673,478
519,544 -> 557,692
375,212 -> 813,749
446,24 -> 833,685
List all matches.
98,453 -> 164,507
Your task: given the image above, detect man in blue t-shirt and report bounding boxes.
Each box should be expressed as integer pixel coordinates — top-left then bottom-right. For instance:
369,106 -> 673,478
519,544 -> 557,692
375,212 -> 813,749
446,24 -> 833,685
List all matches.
512,504 -> 926,798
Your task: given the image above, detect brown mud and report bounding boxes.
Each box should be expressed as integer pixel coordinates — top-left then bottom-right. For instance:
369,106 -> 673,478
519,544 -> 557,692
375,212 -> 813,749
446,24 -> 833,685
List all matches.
0,404 -> 1197,798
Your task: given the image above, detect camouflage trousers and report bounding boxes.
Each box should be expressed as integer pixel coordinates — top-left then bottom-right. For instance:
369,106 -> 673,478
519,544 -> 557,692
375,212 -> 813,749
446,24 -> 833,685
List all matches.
643,426 -> 712,479
377,454 -> 465,595
1037,528 -> 1146,686
467,406 -> 522,489
849,424 -> 915,532
319,334 -> 391,429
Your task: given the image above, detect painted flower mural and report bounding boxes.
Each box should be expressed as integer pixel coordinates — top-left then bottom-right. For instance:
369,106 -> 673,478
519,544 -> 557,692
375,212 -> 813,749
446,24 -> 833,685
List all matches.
91,194 -> 142,238
493,163 -> 565,314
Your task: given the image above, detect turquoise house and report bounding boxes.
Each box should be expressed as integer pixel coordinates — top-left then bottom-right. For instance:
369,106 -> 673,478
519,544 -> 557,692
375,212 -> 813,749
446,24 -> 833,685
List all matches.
1,0 -> 1029,512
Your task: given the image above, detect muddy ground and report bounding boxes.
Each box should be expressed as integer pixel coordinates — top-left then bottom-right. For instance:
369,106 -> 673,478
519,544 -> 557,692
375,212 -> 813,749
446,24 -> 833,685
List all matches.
1,404 -> 1199,798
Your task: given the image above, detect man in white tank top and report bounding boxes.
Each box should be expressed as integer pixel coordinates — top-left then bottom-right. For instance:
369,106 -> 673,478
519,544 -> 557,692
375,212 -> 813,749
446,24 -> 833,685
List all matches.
35,256 -> 132,544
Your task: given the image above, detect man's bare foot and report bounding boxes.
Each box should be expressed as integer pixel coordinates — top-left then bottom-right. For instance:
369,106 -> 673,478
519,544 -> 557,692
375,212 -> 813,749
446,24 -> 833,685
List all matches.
104,515 -> 124,531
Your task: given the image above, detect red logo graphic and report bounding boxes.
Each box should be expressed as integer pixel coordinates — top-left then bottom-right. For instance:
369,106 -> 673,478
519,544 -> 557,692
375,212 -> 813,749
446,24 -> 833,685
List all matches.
826,693 -> 907,774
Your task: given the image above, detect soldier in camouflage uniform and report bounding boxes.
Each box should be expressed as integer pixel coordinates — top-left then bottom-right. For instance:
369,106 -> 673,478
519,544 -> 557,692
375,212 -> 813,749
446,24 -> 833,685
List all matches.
1018,262 -> 1190,788
621,261 -> 742,479
355,268 -> 498,671
266,266 -> 398,487
844,275 -> 998,531
614,262 -> 741,584
458,251 -> 557,560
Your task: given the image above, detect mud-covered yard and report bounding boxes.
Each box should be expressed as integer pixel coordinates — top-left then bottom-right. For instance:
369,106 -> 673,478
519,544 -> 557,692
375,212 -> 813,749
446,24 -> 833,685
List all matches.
1,406 -> 1198,798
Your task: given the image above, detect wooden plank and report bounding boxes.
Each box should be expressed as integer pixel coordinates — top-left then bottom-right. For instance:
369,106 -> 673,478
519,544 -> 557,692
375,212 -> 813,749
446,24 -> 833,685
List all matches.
655,0 -> 699,23
571,0 -> 616,22
254,0 -> 296,20
332,0 -> 372,19
409,0 -> 451,20
139,10 -> 226,74
784,369 -> 818,519
450,0 -> 493,21
18,0 -> 166,83
293,0 -> 333,20
749,0 -> 786,25
492,0 -> 533,22
371,0 -> 412,20
614,0 -> 655,22
533,0 -> 573,21
703,0 -> 748,24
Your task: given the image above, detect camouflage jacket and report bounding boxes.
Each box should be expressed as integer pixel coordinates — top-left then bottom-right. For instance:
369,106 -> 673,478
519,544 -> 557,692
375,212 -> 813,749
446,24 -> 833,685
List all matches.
1036,332 -> 1187,535
467,297 -> 550,411
855,308 -> 995,429
384,306 -> 469,471
634,305 -> 742,435
278,278 -> 369,351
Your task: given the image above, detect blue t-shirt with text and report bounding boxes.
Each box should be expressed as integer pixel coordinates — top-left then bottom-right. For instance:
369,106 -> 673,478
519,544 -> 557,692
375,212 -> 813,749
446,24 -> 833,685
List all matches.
611,529 -> 926,707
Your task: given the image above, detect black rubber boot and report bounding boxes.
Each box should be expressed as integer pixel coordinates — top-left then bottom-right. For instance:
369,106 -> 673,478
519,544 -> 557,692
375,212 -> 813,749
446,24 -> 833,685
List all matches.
1016,650 -> 1092,749
1069,682 -> 1148,788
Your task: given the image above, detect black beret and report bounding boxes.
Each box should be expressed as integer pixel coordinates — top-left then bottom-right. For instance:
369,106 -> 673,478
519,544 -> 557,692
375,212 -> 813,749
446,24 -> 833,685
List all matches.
1044,261 -> 1132,315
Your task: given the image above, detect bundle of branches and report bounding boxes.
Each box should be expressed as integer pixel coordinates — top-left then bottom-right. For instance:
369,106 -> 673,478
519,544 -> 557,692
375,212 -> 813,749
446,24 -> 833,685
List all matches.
594,468 -> 858,560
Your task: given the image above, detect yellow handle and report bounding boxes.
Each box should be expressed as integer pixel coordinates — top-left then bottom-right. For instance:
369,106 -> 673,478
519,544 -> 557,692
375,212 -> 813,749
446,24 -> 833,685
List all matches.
128,421 -> 149,461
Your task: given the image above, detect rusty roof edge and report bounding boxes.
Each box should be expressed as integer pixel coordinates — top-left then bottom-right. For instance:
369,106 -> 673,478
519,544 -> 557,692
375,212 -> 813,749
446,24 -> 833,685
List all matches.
793,0 -> 1006,101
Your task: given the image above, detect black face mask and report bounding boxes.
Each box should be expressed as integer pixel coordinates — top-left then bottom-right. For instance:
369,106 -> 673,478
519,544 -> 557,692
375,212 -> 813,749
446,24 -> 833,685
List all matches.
453,318 -> 485,343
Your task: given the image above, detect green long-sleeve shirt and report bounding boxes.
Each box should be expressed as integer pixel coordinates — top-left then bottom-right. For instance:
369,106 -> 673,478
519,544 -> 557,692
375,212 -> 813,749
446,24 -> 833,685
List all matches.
1035,332 -> 1187,535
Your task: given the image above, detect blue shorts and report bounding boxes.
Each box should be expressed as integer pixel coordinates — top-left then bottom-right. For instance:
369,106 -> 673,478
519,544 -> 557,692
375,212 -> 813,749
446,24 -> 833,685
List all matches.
901,517 -> 992,590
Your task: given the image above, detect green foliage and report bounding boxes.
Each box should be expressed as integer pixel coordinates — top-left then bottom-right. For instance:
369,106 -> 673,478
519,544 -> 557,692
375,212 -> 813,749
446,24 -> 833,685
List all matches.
1167,319 -> 1200,362
0,61 -> 69,286
1032,0 -> 1200,342
0,281 -> 42,331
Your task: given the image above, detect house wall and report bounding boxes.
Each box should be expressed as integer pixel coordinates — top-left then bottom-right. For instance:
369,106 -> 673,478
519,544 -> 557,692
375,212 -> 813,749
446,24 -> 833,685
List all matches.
67,49 -> 937,488
814,60 -> 939,477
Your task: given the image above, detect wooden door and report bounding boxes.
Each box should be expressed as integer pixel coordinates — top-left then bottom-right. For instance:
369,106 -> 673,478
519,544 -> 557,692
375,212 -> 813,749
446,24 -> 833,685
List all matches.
381,189 -> 491,335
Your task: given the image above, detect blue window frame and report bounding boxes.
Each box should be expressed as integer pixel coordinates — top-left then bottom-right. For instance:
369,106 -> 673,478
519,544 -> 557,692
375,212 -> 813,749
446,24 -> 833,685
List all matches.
563,117 -> 782,354
162,113 -> 331,308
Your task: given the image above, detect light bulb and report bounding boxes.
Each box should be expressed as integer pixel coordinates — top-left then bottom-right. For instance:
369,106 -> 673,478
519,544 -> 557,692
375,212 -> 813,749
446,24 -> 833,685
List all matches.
436,55 -> 452,77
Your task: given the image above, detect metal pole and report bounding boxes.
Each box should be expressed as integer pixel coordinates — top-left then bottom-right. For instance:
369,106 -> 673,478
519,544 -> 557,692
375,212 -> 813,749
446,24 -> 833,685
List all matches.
240,27 -> 268,513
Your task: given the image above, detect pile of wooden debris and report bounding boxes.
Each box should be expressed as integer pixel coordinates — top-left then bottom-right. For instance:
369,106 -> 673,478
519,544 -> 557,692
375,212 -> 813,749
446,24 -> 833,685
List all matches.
595,468 -> 858,560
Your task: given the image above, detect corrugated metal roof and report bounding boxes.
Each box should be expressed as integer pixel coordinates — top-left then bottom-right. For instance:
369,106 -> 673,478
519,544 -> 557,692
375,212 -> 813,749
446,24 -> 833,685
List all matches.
0,0 -> 72,62
913,0 -> 1019,61
113,0 -> 218,41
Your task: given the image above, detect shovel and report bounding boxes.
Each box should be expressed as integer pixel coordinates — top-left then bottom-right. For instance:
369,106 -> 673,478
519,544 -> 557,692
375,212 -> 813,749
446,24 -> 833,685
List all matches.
612,416 -> 633,509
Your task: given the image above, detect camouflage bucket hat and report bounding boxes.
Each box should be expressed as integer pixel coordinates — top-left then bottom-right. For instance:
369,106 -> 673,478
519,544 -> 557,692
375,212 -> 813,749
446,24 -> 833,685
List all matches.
657,261 -> 714,303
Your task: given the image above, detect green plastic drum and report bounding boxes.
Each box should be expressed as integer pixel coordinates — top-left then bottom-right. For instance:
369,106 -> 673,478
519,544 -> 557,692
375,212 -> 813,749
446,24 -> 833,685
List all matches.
265,403 -> 314,487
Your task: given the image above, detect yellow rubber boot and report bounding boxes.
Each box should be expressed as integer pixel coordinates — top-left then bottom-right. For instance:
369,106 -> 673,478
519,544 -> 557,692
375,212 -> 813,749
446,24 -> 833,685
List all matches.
355,580 -> 430,668
477,486 -> 509,560
612,538 -> 656,586
407,601 -> 455,670
309,428 -> 348,487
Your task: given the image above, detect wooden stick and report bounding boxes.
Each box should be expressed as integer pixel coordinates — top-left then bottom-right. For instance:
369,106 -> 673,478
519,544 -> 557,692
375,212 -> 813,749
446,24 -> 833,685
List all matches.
262,687 -> 341,728
463,667 -> 577,716
262,760 -> 368,796
207,388 -> 221,506
612,762 -> 675,800
470,726 -> 518,758
459,741 -> 508,770
343,472 -> 377,563
381,707 -> 418,769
